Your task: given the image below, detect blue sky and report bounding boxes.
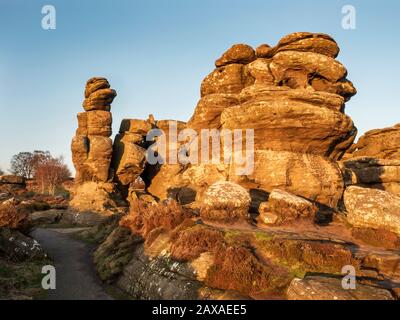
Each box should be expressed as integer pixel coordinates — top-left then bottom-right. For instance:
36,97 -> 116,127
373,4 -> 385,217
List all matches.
0,0 -> 399,172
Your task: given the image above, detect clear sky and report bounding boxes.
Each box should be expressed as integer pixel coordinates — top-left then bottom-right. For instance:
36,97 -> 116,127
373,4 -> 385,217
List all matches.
0,0 -> 399,173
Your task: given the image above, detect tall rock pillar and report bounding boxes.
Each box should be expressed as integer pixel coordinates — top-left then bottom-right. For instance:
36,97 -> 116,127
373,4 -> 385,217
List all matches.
70,77 -> 124,214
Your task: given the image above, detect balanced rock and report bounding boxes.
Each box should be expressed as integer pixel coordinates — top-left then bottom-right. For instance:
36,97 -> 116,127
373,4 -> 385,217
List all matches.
215,44 -> 256,67
83,88 -> 117,112
72,77 -> 117,184
85,77 -> 111,98
187,94 -> 239,131
273,32 -> 340,58
200,181 -> 251,221
344,186 -> 400,235
70,77 -> 123,213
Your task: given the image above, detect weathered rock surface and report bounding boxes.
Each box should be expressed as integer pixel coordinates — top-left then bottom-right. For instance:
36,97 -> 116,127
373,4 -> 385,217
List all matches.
200,181 -> 251,221
287,276 -> 394,300
64,33 -> 400,300
145,32 -> 357,214
187,94 -> 239,131
85,77 -> 111,98
342,157 -> 400,195
221,86 -> 356,159
70,77 -> 124,214
0,228 -> 45,262
0,199 -> 29,230
215,44 -> 256,67
344,186 -> 400,235
345,124 -> 400,160
83,88 -> 117,112
229,150 -> 344,208
112,133 -> 147,186
273,32 -> 340,58
69,182 -> 126,215
258,189 -> 317,225
0,175 -> 26,195
201,64 -> 254,97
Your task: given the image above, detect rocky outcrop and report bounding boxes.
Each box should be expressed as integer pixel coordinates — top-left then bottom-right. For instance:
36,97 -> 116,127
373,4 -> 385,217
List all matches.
344,124 -> 400,160
0,175 -> 26,195
258,189 -> 317,225
257,32 -> 340,58
344,186 -> 400,235
0,199 -> 29,230
112,119 -> 150,186
221,85 -> 355,159
150,32 -> 357,214
229,150 -> 344,208
69,181 -> 126,215
0,228 -> 45,262
70,78 -> 125,214
200,181 -> 251,221
65,33 -> 400,300
342,157 -> 400,195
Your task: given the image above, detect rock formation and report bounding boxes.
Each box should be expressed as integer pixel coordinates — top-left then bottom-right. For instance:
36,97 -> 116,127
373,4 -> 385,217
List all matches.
258,189 -> 317,225
342,124 -> 400,195
200,181 -> 251,221
341,157 -> 400,195
67,33 -> 400,301
344,186 -> 400,235
344,124 -> 400,160
0,175 -> 26,196
140,32 -> 357,214
70,77 -> 124,214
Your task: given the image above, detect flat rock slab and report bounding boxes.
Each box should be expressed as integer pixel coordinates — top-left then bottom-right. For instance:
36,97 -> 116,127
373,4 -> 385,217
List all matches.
30,228 -> 112,300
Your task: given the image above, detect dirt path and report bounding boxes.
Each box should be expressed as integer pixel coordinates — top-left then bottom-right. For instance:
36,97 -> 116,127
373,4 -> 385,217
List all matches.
31,228 -> 113,300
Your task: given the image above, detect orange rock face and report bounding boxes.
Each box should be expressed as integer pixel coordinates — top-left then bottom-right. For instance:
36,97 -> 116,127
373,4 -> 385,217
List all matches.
345,123 -> 400,160
71,77 -> 117,184
0,199 -> 29,230
145,32 -> 357,213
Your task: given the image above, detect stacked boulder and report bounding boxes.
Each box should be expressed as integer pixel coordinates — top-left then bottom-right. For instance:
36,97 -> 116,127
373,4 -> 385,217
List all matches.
146,32 -> 357,223
112,119 -> 151,187
340,124 -> 400,239
342,124 -> 400,195
70,77 -> 122,214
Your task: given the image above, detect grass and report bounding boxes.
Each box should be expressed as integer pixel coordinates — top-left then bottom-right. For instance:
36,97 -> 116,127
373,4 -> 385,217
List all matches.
0,257 -> 52,300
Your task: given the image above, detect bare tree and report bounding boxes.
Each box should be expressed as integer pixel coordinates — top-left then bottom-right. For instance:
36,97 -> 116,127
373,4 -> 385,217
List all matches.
34,156 -> 71,195
0,168 -> 4,176
9,150 -> 51,178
